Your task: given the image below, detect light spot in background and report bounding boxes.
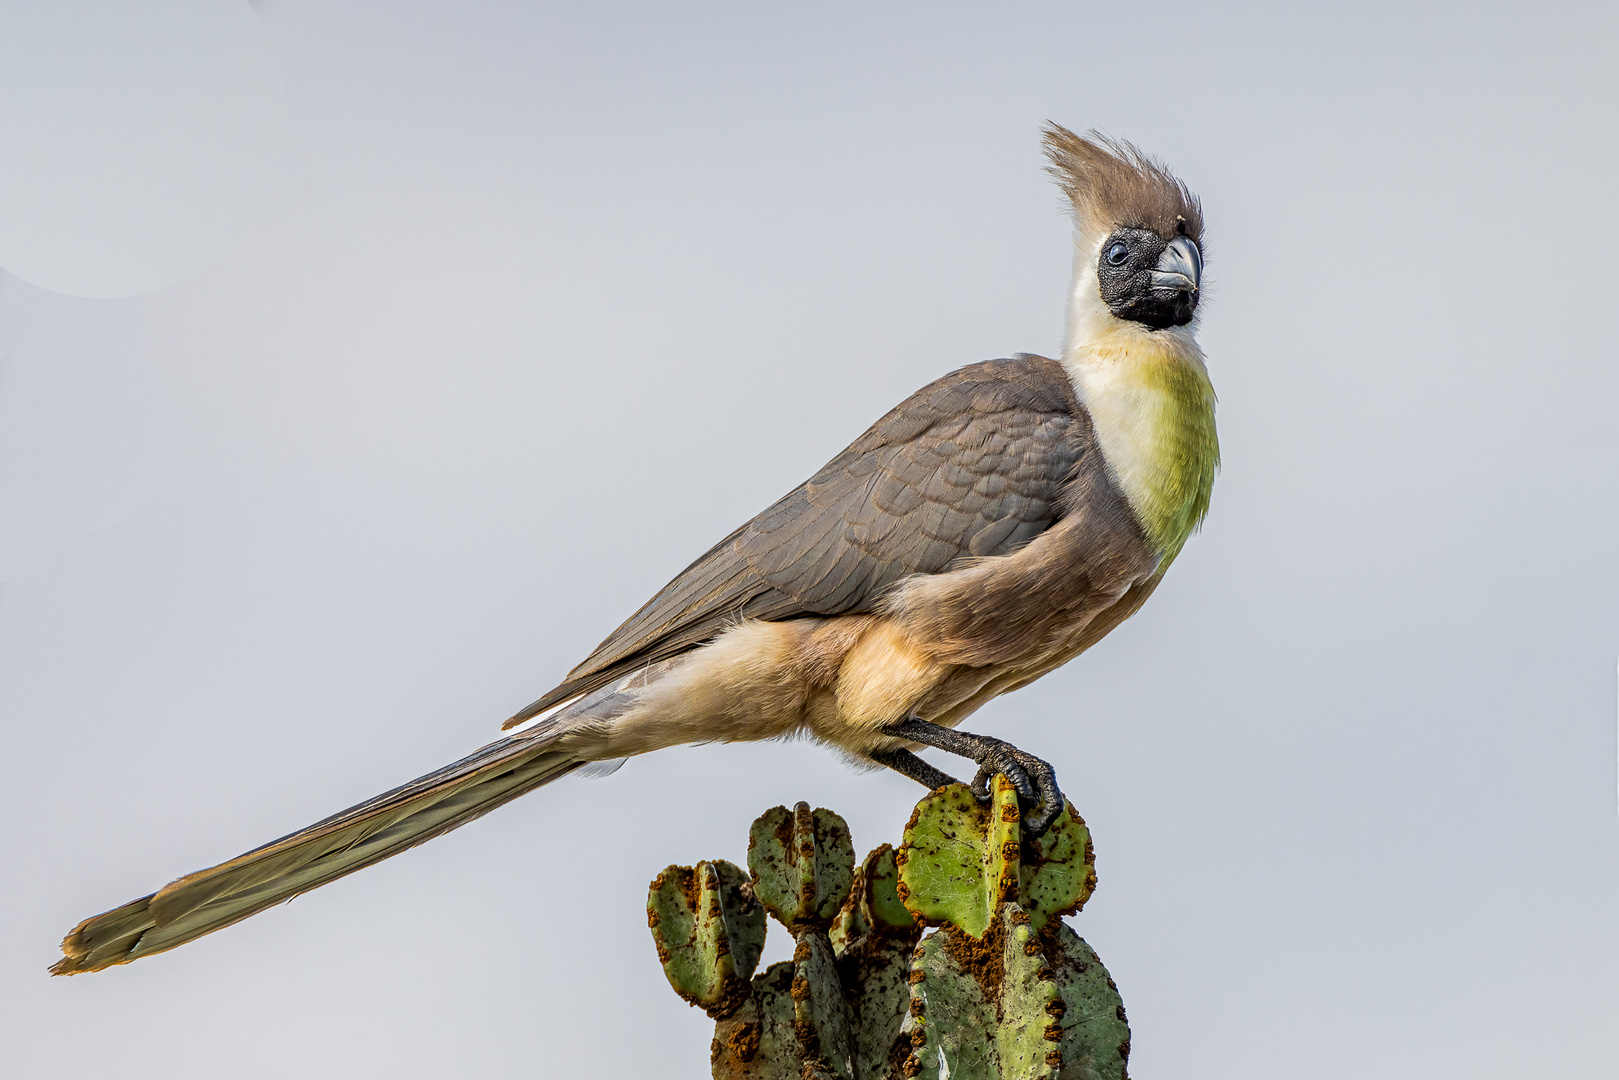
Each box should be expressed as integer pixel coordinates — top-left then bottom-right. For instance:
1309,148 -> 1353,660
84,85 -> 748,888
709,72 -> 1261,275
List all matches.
0,0 -> 284,298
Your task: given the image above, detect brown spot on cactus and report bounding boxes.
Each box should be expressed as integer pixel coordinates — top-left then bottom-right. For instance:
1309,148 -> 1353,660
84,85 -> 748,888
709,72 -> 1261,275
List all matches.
888,1034 -> 913,1079
726,1021 -> 761,1063
939,919 -> 1007,1000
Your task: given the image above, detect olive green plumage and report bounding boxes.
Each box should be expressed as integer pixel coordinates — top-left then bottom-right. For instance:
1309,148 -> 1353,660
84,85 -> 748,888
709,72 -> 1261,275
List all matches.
1133,354 -> 1219,565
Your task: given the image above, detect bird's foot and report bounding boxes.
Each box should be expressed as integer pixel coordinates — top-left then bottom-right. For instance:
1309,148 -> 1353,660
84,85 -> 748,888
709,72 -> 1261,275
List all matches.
881,716 -> 1066,837
967,742 -> 1063,836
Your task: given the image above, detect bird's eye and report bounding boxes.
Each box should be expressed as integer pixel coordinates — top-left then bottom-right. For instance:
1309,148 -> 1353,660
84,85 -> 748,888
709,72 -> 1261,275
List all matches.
1105,242 -> 1129,266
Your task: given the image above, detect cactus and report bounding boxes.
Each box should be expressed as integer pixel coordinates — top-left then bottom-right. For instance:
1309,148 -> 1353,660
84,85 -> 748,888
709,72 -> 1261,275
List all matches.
648,779 -> 1129,1080
747,803 -> 855,929
647,858 -> 767,1017
833,845 -> 921,1079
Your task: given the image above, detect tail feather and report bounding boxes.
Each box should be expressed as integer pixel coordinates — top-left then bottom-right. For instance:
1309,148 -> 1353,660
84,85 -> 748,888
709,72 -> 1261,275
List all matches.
52,731 -> 583,975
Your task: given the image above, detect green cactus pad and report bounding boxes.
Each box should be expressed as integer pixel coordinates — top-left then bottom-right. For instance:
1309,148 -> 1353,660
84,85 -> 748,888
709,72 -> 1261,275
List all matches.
832,843 -> 919,952
711,961 -> 801,1079
902,904 -> 1065,1080
861,843 -> 920,933
904,927 -> 998,1079
1020,804 -> 1097,933
747,803 -> 855,928
894,784 -> 1004,939
791,932 -> 855,1079
647,859 -> 766,1018
1048,926 -> 1130,1080
827,845 -> 921,1079
996,906 -> 1063,1080
897,777 -> 1095,938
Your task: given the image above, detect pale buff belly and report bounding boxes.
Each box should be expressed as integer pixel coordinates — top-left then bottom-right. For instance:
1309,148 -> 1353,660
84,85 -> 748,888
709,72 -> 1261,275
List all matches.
550,574 -> 1159,764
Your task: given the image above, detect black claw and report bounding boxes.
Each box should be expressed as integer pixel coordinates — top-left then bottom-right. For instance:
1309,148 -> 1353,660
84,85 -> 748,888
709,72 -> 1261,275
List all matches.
984,745 -> 1036,804
1012,749 -> 1064,837
974,742 -> 1061,835
970,764 -> 995,800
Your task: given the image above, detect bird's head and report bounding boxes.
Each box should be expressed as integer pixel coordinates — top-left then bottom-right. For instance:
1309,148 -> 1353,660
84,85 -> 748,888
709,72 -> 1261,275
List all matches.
1044,125 -> 1204,340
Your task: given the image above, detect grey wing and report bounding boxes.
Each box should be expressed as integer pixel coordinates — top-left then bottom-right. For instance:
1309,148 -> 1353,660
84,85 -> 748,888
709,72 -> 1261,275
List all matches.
507,356 -> 1083,725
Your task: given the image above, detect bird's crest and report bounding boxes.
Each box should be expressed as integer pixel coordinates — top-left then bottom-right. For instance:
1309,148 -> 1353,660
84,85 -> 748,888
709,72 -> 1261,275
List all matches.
1043,124 -> 1202,245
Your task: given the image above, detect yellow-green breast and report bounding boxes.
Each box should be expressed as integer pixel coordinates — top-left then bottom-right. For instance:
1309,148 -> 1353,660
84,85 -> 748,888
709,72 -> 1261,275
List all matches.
1067,337 -> 1219,567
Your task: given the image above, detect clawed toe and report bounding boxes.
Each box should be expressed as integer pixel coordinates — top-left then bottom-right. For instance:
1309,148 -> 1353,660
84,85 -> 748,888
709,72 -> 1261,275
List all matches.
1012,748 -> 1064,837
973,744 -> 1035,803
968,743 -> 1063,835
982,745 -> 1063,836
970,764 -> 996,800
971,760 -> 1032,803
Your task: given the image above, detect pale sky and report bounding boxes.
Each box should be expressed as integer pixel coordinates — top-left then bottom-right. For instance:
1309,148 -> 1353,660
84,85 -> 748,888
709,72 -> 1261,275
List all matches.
3,2 -> 1616,1077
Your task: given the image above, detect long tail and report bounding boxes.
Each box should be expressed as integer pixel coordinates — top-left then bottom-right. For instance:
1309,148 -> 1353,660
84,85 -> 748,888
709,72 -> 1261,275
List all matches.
51,727 -> 584,975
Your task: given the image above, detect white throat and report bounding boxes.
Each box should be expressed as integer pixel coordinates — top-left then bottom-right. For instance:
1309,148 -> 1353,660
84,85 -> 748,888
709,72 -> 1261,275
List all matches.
1059,229 -> 1212,538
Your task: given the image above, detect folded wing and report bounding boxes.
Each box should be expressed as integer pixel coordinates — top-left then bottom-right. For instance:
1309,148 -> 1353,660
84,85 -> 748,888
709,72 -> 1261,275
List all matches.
510,355 -> 1085,725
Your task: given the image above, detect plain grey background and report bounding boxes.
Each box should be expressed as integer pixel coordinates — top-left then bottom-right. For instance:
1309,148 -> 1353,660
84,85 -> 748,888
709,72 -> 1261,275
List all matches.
3,1 -> 1617,1076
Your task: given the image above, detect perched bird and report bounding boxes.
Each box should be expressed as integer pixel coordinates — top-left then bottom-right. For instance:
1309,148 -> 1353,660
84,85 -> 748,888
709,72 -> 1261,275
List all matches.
52,124 -> 1218,975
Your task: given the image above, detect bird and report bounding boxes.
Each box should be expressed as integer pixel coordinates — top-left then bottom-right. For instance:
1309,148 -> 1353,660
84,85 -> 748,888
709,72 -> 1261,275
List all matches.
51,124 -> 1218,976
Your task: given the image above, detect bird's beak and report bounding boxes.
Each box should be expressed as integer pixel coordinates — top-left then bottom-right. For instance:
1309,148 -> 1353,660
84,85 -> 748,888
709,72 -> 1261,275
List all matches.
1150,236 -> 1201,294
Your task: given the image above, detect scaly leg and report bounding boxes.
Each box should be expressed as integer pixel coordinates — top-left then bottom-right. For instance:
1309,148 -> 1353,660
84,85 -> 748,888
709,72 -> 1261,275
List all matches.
869,746 -> 961,791
883,717 -> 1066,836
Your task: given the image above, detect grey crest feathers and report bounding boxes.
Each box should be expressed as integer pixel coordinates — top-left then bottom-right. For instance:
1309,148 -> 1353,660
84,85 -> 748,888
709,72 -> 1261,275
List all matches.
1042,123 -> 1202,244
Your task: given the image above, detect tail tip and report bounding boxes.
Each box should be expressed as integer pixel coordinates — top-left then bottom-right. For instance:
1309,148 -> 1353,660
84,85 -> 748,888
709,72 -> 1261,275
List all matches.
49,936 -> 90,977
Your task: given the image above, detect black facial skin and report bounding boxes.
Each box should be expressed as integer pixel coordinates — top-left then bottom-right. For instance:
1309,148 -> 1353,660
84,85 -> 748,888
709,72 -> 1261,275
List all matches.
1096,227 -> 1198,330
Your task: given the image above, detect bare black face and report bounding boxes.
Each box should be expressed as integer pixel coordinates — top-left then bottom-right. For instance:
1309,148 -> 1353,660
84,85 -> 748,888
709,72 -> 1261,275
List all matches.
1096,227 -> 1201,330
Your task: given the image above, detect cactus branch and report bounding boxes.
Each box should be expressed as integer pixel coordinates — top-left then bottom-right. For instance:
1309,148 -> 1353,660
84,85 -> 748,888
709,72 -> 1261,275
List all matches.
647,780 -> 1125,1080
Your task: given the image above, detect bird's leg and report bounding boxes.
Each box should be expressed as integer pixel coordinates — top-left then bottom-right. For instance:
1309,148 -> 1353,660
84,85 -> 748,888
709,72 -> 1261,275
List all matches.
884,716 -> 1066,836
869,747 -> 962,791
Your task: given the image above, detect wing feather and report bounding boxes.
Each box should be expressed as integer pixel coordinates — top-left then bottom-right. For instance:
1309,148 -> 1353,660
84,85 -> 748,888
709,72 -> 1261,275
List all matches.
507,355 -> 1085,726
